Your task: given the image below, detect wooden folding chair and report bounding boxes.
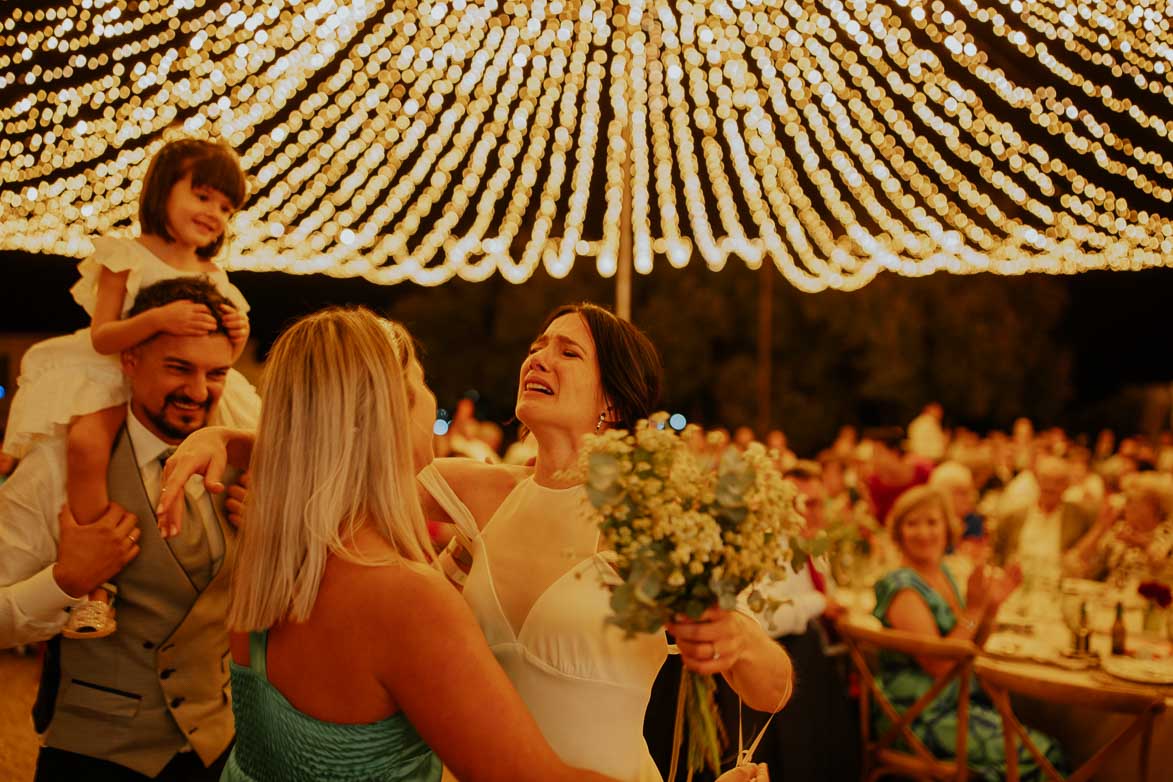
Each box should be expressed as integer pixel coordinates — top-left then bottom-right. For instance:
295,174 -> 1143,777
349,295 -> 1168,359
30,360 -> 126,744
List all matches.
838,619 -> 978,782
975,660 -> 1166,782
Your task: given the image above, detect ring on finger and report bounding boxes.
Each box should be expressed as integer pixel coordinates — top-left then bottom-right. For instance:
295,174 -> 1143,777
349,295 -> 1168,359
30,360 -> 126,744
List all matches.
711,643 -> 720,661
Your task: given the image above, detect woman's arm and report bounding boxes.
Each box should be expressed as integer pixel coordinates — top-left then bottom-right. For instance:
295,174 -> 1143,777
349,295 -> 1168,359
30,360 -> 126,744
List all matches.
884,590 -> 984,678
376,564 -> 616,782
157,426 -> 255,536
428,457 -> 529,529
668,608 -> 795,712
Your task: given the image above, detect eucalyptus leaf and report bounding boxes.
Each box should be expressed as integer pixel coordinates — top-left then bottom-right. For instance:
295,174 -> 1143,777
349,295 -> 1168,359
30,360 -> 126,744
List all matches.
586,452 -> 625,507
610,583 -> 635,614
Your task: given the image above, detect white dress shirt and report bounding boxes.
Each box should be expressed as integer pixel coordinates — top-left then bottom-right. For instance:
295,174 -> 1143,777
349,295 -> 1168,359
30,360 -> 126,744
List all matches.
0,409 -> 220,649
748,558 -> 833,638
0,435 -> 81,648
1015,504 -> 1064,589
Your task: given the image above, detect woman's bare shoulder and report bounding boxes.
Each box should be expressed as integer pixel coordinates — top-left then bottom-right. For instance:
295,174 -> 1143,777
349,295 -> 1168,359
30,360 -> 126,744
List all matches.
319,556 -> 473,641
432,458 -> 531,525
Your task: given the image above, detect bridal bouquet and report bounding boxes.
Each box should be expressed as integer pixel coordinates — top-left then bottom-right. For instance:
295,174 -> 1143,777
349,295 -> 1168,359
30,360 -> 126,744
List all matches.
578,415 -> 811,775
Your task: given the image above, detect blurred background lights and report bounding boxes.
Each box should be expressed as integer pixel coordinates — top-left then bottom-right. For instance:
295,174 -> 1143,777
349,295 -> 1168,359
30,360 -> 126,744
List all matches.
0,1 -> 1168,290
668,412 -> 687,431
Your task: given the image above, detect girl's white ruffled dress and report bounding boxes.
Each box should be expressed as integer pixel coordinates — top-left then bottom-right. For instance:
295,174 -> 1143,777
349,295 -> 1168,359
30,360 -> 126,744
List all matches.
2,236 -> 262,458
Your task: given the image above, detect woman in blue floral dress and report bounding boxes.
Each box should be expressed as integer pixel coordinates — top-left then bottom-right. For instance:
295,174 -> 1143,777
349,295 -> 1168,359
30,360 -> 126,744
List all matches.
873,486 -> 1066,781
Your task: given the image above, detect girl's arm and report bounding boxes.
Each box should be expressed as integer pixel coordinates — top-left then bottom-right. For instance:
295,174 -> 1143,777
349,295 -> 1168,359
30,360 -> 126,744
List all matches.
89,267 -> 218,355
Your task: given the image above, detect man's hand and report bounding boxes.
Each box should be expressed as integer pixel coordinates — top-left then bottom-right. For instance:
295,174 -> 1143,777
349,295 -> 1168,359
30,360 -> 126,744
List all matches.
52,504 -> 140,599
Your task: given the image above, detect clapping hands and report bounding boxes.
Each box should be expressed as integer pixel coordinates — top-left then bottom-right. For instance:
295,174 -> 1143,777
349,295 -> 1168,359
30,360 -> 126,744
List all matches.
966,556 -> 1022,615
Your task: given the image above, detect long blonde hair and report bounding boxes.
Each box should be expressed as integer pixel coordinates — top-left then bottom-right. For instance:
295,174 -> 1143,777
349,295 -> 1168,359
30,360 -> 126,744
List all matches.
228,307 -> 434,630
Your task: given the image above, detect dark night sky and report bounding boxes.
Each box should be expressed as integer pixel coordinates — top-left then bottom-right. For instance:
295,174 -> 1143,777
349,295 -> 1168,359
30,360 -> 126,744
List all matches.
3,247 -> 1171,417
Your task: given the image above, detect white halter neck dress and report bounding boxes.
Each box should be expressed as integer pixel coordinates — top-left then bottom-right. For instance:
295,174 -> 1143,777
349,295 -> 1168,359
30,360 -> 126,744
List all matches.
463,477 -> 667,781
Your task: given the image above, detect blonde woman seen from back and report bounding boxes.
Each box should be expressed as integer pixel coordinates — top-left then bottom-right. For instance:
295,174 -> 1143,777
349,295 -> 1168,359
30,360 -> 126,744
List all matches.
220,307 -> 621,782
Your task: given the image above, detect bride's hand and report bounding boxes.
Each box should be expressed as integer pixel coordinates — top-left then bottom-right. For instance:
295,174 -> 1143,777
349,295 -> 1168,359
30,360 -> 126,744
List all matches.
715,762 -> 769,782
666,607 -> 750,675
157,426 -> 235,538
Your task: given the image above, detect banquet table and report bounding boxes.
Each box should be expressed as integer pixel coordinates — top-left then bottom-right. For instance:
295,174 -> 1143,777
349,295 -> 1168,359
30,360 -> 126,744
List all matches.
839,578 -> 1173,782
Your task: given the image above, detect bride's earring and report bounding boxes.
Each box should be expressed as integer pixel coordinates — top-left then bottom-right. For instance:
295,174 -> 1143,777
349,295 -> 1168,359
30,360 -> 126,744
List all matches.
595,411 -> 607,433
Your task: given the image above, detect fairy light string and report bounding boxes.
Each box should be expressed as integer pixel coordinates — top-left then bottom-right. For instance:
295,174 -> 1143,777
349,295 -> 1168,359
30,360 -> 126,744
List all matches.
1,0 -> 1169,290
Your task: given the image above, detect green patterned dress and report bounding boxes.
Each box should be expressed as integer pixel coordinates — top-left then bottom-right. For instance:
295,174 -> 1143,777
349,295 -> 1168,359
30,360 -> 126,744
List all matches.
872,567 -> 1066,782
222,631 -> 442,782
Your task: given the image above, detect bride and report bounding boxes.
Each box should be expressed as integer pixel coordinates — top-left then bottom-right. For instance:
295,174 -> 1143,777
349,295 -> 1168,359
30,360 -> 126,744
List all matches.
429,303 -> 793,779
161,302 -> 787,781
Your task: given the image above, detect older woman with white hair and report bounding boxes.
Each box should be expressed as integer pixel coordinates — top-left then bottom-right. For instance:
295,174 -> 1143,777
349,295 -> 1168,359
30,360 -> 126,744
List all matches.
1065,471 -> 1173,587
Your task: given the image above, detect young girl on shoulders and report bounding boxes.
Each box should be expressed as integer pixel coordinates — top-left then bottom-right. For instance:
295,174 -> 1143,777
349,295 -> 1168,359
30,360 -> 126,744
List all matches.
1,137 -> 261,638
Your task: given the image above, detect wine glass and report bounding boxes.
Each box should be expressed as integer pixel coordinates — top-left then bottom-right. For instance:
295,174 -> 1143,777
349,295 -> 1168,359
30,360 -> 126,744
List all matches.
1060,588 -> 1083,636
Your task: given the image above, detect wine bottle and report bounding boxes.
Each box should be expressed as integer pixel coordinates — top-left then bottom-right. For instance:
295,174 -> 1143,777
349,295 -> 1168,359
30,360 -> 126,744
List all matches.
1111,601 -> 1127,655
1074,601 -> 1091,654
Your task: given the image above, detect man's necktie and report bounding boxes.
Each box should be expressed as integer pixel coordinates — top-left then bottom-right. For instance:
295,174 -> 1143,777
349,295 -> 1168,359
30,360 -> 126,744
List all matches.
158,449 -> 214,590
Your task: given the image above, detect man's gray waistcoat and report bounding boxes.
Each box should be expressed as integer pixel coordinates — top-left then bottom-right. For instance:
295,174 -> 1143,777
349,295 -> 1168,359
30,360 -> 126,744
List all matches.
40,426 -> 238,776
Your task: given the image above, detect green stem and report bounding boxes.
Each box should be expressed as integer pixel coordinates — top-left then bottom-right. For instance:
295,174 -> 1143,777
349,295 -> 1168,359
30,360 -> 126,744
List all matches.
685,671 -> 726,774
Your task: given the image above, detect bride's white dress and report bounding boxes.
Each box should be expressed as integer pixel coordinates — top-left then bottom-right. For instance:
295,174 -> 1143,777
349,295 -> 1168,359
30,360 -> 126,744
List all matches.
463,478 -> 667,781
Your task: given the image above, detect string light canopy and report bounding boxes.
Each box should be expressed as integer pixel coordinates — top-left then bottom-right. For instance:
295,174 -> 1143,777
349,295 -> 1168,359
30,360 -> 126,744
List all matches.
1,0 -> 1170,291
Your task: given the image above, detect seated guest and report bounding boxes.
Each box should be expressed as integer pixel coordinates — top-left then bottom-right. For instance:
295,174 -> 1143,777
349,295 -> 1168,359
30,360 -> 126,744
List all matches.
929,461 -> 986,551
1063,446 -> 1105,519
907,402 -> 947,462
1065,472 -> 1173,588
447,398 -> 501,464
755,462 -> 845,636
991,456 -> 1096,584
874,486 -> 1065,781
861,426 -> 933,525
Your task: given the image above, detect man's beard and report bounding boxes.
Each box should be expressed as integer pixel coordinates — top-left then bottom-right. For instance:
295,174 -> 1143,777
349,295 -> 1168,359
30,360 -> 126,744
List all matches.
146,392 -> 212,441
